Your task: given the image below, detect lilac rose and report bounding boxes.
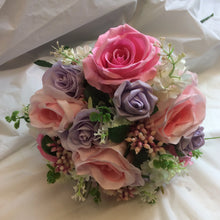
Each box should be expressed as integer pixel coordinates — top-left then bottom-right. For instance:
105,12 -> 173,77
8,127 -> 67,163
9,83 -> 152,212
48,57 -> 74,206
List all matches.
42,61 -> 84,101
113,80 -> 158,121
177,126 -> 205,155
59,109 -> 100,152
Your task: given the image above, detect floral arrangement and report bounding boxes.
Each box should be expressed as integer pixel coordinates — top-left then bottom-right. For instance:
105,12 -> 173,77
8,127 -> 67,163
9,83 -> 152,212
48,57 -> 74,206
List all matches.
6,24 -> 207,204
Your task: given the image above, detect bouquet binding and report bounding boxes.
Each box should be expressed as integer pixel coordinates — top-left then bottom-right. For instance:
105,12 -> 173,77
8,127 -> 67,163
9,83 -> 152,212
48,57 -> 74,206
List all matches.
6,24 -> 207,204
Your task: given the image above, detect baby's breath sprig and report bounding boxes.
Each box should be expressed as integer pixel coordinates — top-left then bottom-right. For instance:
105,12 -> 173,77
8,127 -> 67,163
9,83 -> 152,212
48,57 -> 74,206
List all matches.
51,41 -> 92,65
70,171 -> 90,202
155,39 -> 185,78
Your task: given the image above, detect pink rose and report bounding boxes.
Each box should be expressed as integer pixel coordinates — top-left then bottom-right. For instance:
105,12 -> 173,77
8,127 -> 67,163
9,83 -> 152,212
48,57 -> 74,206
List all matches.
29,90 -> 86,136
73,142 -> 144,190
150,85 -> 206,144
83,24 -> 160,94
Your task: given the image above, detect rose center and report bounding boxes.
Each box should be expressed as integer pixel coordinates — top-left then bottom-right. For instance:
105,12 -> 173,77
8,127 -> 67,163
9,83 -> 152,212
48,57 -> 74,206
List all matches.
39,109 -> 62,125
131,97 -> 144,110
79,130 -> 92,142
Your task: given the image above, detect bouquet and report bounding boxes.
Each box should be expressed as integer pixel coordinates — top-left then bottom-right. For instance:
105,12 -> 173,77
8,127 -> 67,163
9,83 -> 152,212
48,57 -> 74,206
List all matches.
6,24 -> 207,204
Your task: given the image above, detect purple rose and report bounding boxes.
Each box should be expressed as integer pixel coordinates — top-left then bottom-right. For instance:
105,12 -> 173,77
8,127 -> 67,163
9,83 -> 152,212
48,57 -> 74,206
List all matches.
59,109 -> 100,152
113,80 -> 158,121
42,61 -> 84,100
177,126 -> 205,155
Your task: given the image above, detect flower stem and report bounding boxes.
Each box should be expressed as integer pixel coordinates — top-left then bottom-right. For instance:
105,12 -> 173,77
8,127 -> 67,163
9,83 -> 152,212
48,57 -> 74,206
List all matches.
200,13 -> 214,23
205,136 -> 220,140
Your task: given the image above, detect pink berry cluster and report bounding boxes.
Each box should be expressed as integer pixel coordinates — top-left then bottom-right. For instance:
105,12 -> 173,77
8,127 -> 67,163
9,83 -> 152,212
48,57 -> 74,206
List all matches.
125,121 -> 166,157
48,138 -> 74,174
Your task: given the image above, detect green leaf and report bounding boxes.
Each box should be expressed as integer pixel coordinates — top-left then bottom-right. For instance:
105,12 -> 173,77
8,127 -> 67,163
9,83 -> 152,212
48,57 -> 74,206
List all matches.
64,45 -> 70,49
47,170 -> 61,184
89,186 -> 101,204
151,105 -> 158,116
41,135 -> 57,156
102,113 -> 111,123
11,111 -> 19,121
108,125 -> 130,143
5,116 -> 12,123
90,112 -> 100,122
14,120 -> 20,129
47,163 -> 55,172
83,81 -> 111,107
153,160 -> 161,169
192,149 -> 203,159
133,147 -> 150,168
34,60 -> 53,67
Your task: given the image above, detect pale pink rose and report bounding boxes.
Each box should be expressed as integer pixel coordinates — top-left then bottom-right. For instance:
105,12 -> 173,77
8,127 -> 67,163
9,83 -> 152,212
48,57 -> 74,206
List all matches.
29,90 -> 86,136
83,24 -> 160,94
73,142 -> 144,190
150,85 -> 206,144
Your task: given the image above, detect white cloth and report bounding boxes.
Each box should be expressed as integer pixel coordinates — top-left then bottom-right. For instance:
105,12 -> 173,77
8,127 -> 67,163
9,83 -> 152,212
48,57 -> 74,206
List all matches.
0,0 -> 220,219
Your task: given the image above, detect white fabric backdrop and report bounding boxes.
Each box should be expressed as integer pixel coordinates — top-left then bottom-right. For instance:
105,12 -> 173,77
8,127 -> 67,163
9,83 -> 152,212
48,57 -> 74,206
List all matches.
0,0 -> 220,219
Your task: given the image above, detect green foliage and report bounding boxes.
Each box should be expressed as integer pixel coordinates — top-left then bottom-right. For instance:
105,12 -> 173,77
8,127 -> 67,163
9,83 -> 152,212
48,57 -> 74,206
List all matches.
132,147 -> 150,168
191,149 -> 203,159
84,81 -> 112,107
108,125 -> 130,143
5,105 -> 30,129
46,164 -> 61,184
41,135 -> 56,156
89,106 -> 111,127
34,60 -> 53,67
90,106 -> 112,124
151,105 -> 158,116
89,185 -> 101,204
153,154 -> 180,170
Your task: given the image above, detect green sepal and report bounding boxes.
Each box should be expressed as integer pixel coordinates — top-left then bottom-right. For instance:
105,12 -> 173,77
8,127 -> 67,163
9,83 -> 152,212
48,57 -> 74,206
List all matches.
41,135 -> 56,156
34,60 -> 53,67
108,125 -> 130,143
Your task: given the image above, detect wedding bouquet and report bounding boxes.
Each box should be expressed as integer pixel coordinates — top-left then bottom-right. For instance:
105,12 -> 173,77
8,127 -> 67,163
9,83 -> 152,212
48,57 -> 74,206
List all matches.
6,24 -> 206,204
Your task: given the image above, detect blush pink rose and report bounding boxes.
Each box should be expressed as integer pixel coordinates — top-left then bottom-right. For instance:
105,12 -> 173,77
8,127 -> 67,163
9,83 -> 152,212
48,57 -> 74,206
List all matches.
83,24 -> 160,94
29,90 -> 86,136
73,142 -> 144,190
150,85 -> 206,144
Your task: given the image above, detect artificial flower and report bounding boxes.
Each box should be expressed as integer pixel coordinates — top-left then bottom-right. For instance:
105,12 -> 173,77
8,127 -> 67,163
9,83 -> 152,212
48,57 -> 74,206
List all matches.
83,24 -> 160,94
42,61 -> 84,101
113,80 -> 158,121
150,85 -> 206,144
60,109 -> 100,152
73,142 -> 144,190
29,90 -> 85,136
